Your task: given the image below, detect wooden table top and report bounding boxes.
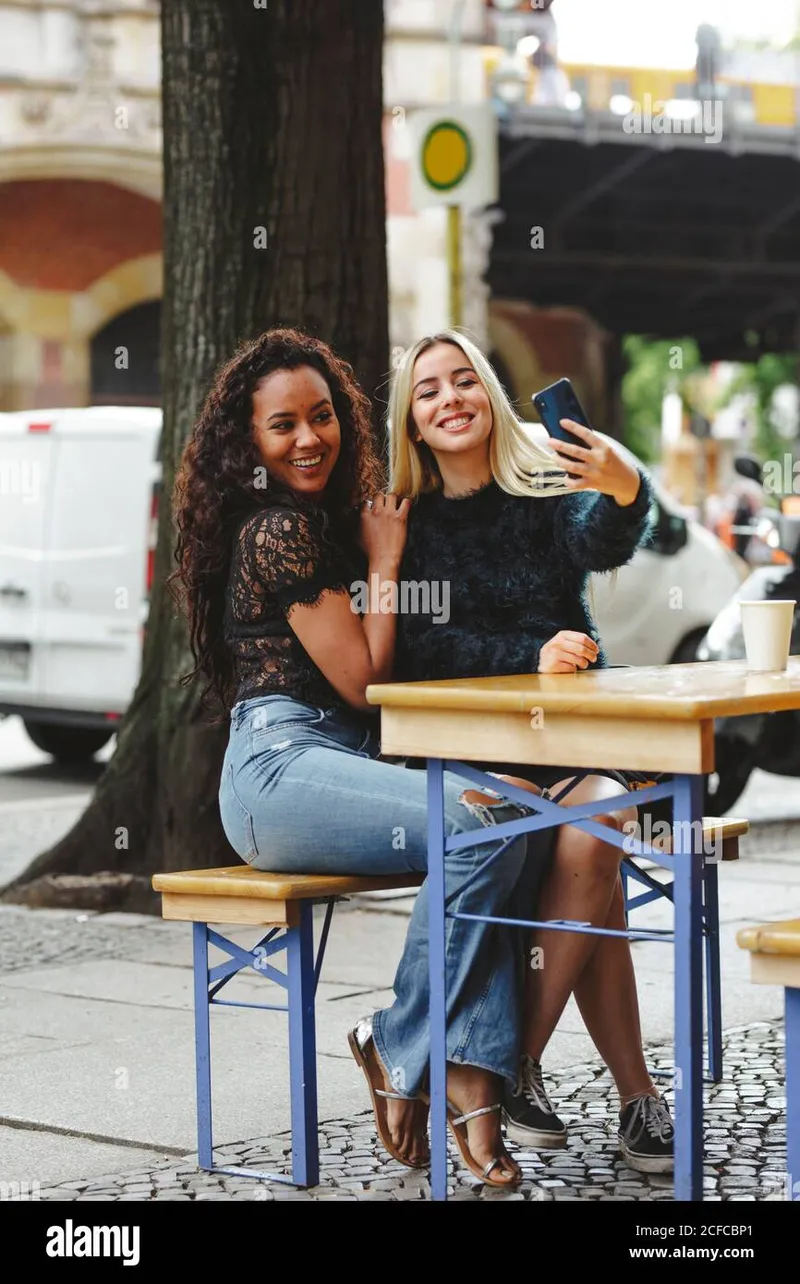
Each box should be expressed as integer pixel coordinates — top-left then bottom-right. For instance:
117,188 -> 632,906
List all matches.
367,658 -> 800,722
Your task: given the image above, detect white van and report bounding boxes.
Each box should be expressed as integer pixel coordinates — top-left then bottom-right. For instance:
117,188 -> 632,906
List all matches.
0,406 -> 160,762
0,410 -> 745,762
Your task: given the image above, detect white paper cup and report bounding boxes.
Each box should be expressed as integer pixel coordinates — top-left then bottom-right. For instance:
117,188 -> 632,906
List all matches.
739,600 -> 796,672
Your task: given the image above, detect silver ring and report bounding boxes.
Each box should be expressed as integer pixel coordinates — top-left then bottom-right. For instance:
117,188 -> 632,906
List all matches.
365,499 -> 374,509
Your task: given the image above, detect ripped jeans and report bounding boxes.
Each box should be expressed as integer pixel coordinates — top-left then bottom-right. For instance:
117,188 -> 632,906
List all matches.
219,695 -> 555,1092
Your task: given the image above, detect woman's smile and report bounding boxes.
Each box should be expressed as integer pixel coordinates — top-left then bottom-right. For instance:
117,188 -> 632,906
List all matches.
410,342 -> 493,458
252,366 -> 341,495
437,413 -> 474,432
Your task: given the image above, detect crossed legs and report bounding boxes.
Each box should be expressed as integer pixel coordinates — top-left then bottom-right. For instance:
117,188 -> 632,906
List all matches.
498,773 -> 658,1103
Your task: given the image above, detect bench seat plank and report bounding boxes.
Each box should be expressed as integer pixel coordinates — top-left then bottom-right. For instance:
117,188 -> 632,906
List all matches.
649,816 -> 748,858
738,919 -> 800,958
153,867 -> 425,901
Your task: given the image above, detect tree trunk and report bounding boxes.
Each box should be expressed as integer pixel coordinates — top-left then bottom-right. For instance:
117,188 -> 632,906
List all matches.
3,0 -> 388,911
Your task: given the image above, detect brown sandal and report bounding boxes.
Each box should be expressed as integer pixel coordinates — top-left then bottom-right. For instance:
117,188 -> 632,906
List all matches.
420,1092 -> 521,1188
348,1016 -> 430,1169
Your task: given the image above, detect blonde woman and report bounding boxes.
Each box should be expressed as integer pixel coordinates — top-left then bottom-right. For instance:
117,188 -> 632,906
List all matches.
387,330 -> 675,1174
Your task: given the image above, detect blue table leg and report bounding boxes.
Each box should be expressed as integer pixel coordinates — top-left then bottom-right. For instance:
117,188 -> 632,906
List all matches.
703,861 -> 723,1082
286,902 -> 319,1188
192,921 -> 213,1170
428,758 -> 448,1202
672,773 -> 705,1200
786,986 -> 800,1201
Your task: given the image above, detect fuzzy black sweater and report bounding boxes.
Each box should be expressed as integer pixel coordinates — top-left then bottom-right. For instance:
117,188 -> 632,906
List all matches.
395,473 -> 654,682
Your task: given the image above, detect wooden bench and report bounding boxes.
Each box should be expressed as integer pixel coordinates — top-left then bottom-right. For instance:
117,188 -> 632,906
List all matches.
152,815 -> 748,1187
151,866 -> 424,1187
737,918 -> 800,1198
621,815 -> 750,1083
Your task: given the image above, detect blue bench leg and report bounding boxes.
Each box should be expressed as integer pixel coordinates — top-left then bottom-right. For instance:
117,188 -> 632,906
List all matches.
787,986 -> 800,1201
192,921 -> 213,1170
703,862 -> 723,1083
286,901 -> 319,1188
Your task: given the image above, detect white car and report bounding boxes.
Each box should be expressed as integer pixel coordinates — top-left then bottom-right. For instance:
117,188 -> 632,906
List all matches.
0,406 -> 160,761
0,410 -> 746,761
590,440 -> 748,665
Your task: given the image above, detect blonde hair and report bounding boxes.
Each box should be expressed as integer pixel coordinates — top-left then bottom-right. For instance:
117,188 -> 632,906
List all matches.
387,329 -> 574,499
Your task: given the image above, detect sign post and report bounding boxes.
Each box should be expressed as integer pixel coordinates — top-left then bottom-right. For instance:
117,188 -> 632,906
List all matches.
408,106 -> 498,328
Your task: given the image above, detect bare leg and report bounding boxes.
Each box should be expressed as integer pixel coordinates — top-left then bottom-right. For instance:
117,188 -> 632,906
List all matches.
571,876 -> 655,1099
493,773 -> 657,1101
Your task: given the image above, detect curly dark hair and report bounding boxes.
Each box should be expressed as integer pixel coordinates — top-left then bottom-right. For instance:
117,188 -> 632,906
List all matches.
170,326 -> 385,712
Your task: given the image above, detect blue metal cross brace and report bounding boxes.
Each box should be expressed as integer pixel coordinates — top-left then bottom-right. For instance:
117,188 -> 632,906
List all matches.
426,758 -> 706,1202
192,896 -> 337,1187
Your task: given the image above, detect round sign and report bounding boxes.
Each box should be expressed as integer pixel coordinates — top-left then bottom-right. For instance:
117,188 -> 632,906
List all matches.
421,120 -> 473,192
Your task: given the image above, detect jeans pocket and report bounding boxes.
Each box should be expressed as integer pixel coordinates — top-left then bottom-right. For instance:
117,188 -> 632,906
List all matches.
219,764 -> 259,863
249,702 -> 325,742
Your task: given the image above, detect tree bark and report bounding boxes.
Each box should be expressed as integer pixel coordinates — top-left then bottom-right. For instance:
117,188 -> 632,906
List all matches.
3,0 -> 388,910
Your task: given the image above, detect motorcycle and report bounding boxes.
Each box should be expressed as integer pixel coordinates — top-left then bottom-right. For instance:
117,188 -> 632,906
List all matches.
697,492 -> 800,814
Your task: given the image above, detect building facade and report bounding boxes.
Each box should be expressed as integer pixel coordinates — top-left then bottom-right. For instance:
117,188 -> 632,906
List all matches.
0,0 -> 712,422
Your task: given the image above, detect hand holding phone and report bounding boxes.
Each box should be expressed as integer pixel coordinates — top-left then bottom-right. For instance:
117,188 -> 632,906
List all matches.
532,378 -> 593,478
533,378 -> 642,505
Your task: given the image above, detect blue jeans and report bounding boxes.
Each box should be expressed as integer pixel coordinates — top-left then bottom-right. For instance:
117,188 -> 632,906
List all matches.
218,694 -> 554,1093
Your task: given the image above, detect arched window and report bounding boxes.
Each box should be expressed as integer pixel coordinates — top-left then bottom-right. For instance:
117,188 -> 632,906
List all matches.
91,299 -> 161,406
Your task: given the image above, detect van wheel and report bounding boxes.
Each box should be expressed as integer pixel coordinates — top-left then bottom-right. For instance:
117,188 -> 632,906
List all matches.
23,721 -> 113,762
669,630 -> 707,664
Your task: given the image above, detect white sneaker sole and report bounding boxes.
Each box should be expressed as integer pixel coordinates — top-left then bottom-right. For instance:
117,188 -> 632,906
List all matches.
503,1110 -> 567,1150
619,1139 -> 674,1174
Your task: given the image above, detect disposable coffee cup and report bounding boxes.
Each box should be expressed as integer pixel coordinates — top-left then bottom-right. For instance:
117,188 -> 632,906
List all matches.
739,600 -> 795,672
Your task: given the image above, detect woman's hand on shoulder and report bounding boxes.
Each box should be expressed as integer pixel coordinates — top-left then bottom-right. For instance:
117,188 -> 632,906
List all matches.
359,492 -> 412,568
546,422 -> 642,507
539,630 -> 599,674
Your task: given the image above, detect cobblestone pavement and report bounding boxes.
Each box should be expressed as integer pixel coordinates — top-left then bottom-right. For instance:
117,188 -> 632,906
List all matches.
32,1023 -> 790,1202
0,904 -> 167,974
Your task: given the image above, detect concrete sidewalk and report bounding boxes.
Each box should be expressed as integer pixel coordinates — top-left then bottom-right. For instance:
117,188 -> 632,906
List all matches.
0,811 -> 798,1200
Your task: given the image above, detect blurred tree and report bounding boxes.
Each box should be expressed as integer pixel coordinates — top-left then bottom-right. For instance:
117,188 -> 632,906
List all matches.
3,0 -> 389,909
716,352 -> 799,461
620,334 -> 703,462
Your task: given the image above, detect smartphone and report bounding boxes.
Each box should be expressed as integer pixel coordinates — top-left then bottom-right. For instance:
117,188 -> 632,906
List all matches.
532,378 -> 593,451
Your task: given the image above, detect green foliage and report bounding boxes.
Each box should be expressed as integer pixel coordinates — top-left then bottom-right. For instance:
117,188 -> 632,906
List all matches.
620,335 -> 702,462
621,335 -> 799,466
716,352 -> 799,461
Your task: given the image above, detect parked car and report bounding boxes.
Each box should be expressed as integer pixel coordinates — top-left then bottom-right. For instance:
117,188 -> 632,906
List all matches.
0,411 -> 747,762
592,455 -> 749,664
0,406 -> 161,762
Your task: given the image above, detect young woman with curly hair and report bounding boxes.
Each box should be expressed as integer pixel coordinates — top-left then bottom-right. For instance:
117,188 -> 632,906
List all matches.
387,330 -> 675,1175
171,326 -> 560,1188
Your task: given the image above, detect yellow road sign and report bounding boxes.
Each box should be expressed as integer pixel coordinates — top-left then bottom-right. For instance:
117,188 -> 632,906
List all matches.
421,121 -> 473,192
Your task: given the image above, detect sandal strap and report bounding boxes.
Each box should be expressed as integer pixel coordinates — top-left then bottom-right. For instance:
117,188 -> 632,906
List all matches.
374,1088 -> 418,1101
482,1157 -> 509,1181
449,1102 -> 502,1127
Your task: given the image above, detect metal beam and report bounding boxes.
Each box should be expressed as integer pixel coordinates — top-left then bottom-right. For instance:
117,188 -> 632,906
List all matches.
500,139 -> 541,178
492,250 -> 800,281
557,149 -> 656,224
754,192 -> 800,255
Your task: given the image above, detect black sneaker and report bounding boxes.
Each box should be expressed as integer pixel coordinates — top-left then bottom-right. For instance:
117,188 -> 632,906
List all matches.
503,1054 -> 567,1149
618,1093 -> 674,1174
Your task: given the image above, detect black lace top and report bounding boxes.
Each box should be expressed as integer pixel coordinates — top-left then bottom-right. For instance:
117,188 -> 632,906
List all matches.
396,474 -> 653,682
223,504 -> 366,708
